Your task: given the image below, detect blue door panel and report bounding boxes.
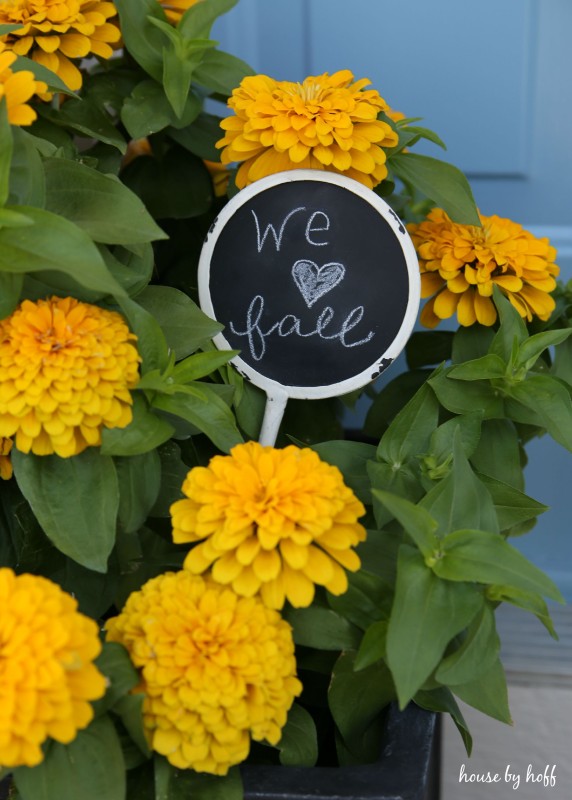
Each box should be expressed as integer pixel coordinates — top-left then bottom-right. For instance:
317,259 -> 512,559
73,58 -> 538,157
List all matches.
212,0 -> 572,600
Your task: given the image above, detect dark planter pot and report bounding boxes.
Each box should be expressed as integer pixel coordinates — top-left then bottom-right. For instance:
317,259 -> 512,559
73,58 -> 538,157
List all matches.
242,704 -> 440,800
0,706 -> 439,800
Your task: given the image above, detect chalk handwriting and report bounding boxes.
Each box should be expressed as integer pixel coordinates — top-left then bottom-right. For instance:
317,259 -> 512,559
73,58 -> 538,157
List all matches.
292,259 -> 346,308
305,211 -> 330,246
229,295 -> 375,362
252,208 -> 332,252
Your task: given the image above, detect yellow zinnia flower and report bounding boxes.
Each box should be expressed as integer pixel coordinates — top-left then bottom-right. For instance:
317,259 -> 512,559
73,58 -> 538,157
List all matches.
408,208 -> 559,327
0,50 -> 47,125
170,442 -> 367,609
106,571 -> 302,775
204,159 -> 230,197
217,69 -> 399,189
0,296 -> 140,458
0,568 -> 106,768
0,0 -> 121,93
0,437 -> 13,479
158,0 -> 200,26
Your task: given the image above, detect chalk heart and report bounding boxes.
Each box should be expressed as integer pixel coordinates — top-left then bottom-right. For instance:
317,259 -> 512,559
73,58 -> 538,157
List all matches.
292,259 -> 346,308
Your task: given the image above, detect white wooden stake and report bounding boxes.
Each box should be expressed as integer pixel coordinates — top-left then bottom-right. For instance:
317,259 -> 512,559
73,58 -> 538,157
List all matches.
259,390 -> 289,446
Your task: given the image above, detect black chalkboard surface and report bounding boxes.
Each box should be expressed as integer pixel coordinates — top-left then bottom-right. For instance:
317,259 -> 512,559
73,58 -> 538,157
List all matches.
199,170 -> 420,401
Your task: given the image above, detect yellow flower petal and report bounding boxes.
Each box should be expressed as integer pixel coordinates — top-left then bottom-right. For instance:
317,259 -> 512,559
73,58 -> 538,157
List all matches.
172,443 -> 366,609
0,298 -> 140,457
106,571 -> 301,774
409,208 -> 559,328
0,569 -> 105,768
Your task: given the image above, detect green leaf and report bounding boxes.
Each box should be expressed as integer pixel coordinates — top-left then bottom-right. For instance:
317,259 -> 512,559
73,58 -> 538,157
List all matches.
470,418 -> 524,490
478,473 -> 547,532
377,382 -> 439,465
13,716 -> 126,800
12,449 -> 119,573
101,394 -> 175,456
113,694 -> 151,757
420,432 -> 499,535
327,570 -> 390,630
386,546 -> 483,707
152,387 -> 242,453
149,441 -> 189,517
9,127 -> 46,207
0,206 -> 125,297
517,328 -> 572,370
100,243 -> 154,298
57,560 -> 118,619
448,353 -> 507,381
389,152 -> 480,225
11,55 -> 76,96
354,620 -> 388,671
168,112 -> 224,161
179,0 -> 238,39
0,208 -> 33,227
284,605 -> 362,651
435,529 -> 565,602
116,451 -> 161,534
121,144 -> 212,219
277,704 -> 318,767
368,460 -> 424,526
429,367 -> 505,418
0,99 -> 13,207
193,49 -> 254,95
553,335 -> 572,385
486,585 -> 558,639
160,34 -> 214,119
171,349 -> 237,383
453,658 -> 512,724
365,369 -> 431,439
489,286 -> 528,362
121,80 -> 202,139
406,330 -> 453,369
507,375 -> 572,451
373,489 -> 439,557
117,294 -> 170,373
39,98 -> 126,152
452,325 -> 495,364
399,124 -> 447,150
0,271 -> 23,318
135,285 -> 223,358
312,439 -> 376,504
112,0 -> 166,82
0,24 -> 25,35
424,412 -> 482,471
328,651 -> 394,759
414,687 -> 472,756
43,159 -> 166,245
435,602 -> 499,685
94,642 -> 139,714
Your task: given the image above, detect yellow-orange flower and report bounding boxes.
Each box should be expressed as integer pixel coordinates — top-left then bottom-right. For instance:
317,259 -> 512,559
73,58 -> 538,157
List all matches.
204,158 -> 230,197
0,296 -> 140,458
217,69 -> 398,189
106,571 -> 302,775
171,442 -> 367,609
0,568 -> 106,768
159,0 -> 200,26
0,437 -> 13,480
0,50 -> 46,125
408,208 -> 559,327
386,106 -> 406,124
0,0 -> 120,93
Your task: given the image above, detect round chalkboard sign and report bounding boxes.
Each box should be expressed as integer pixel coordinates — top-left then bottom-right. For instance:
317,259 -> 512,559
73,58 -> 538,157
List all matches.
198,170 -> 420,401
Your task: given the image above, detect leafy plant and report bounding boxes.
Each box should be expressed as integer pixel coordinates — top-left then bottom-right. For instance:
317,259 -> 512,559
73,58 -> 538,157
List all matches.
0,2 -> 569,799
